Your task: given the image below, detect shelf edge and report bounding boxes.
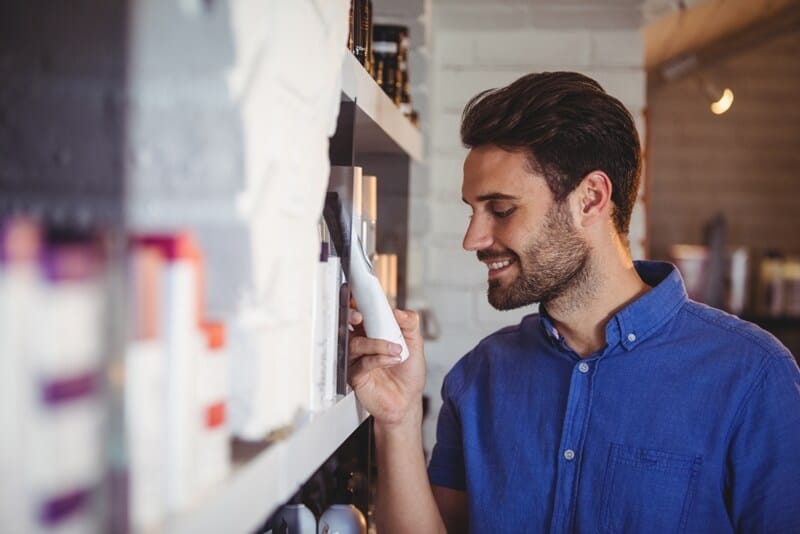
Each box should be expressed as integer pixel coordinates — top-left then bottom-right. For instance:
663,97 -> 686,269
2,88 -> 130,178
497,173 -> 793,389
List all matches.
167,392 -> 369,534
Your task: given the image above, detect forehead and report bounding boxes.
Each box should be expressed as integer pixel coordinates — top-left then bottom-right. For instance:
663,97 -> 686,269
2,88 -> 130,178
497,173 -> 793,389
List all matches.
461,145 -> 551,202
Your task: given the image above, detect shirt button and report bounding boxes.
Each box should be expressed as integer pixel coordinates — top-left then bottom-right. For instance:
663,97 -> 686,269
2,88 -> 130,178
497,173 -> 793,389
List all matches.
578,362 -> 589,373
627,333 -> 636,342
563,449 -> 575,461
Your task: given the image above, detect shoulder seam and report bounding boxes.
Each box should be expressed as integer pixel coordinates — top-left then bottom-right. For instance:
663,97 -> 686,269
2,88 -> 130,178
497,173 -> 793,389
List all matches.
682,304 -> 785,360
446,317 -> 533,403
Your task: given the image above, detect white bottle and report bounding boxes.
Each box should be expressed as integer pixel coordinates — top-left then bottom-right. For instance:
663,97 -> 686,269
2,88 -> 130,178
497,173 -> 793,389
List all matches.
309,224 -> 326,413
0,218 -> 42,534
311,221 -> 341,411
360,175 -> 377,261
126,242 -> 167,530
322,246 -> 342,407
347,236 -> 408,361
193,322 -> 231,495
135,234 -> 204,513
28,235 -> 106,534
318,504 -> 366,534
273,503 -> 317,534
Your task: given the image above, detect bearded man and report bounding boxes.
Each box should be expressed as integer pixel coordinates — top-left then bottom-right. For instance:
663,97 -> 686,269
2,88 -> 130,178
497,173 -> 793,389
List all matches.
347,72 -> 800,534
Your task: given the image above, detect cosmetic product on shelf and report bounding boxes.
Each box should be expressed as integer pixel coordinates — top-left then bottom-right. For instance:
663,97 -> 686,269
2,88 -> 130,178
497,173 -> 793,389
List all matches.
361,175 -> 377,262
319,504 -> 367,534
326,166 -> 364,395
727,247 -> 749,315
365,1 -> 373,77
133,233 -> 205,513
372,24 -> 404,104
272,503 -> 317,534
348,0 -> 354,53
0,217 -> 44,533
327,166 -> 408,363
758,252 -> 785,317
29,228 -> 107,534
323,227 -> 343,407
194,321 -> 231,494
351,168 -> 365,259
372,253 -> 398,309
311,221 -> 340,412
125,240 -> 168,531
388,254 -> 397,309
372,23 -> 413,119
309,224 -> 327,413
350,0 -> 372,75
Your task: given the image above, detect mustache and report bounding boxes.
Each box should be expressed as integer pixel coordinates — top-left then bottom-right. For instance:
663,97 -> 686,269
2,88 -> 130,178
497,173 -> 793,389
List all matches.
477,249 -> 518,262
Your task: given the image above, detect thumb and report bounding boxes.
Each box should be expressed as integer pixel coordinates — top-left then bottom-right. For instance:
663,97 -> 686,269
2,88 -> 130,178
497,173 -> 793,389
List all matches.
394,309 -> 423,350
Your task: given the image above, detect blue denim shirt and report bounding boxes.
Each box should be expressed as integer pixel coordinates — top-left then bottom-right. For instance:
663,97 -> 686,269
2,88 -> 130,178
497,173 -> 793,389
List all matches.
428,261 -> 800,533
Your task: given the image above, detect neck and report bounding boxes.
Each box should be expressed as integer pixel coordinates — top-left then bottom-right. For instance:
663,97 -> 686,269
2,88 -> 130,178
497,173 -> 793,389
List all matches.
545,248 -> 649,358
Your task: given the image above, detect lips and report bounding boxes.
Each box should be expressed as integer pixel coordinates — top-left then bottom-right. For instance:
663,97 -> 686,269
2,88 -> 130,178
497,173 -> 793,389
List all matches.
484,257 -> 516,278
487,259 -> 512,270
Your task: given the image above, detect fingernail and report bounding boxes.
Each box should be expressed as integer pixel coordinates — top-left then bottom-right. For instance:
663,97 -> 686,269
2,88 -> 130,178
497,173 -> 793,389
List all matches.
390,343 -> 402,355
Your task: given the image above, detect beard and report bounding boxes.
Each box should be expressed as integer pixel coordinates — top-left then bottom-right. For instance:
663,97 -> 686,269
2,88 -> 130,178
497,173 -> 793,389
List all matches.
483,201 -> 591,310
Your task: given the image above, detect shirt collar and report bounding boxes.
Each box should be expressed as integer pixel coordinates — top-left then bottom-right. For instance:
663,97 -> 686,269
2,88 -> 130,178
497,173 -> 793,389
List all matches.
615,260 -> 687,350
539,260 -> 688,351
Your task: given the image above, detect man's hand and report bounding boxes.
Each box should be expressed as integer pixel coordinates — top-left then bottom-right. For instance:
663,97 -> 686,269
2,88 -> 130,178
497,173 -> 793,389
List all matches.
347,308 -> 426,428
348,308 -> 450,534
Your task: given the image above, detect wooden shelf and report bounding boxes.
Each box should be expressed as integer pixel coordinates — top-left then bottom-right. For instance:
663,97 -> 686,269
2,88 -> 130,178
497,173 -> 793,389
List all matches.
166,393 -> 369,534
340,51 -> 423,162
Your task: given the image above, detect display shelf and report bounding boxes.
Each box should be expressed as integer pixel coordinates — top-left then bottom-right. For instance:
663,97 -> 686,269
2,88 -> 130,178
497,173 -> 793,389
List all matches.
166,393 -> 369,534
340,51 -> 423,162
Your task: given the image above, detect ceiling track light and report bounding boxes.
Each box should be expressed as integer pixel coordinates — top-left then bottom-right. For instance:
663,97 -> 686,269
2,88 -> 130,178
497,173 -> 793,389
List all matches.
659,54 -> 735,116
699,77 -> 734,115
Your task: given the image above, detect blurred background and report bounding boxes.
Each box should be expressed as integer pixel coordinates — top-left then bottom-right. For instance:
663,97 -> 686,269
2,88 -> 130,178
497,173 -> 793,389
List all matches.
1,0 -> 798,532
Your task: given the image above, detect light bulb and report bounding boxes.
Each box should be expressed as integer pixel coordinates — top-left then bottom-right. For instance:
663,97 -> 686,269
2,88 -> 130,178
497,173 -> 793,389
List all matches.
710,88 -> 734,115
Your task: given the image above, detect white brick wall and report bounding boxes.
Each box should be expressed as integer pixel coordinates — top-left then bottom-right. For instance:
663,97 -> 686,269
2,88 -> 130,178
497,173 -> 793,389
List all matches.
473,30 -> 593,66
421,0 -> 647,451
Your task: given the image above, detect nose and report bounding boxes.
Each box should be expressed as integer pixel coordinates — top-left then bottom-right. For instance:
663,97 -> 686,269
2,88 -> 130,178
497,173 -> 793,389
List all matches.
462,214 -> 494,251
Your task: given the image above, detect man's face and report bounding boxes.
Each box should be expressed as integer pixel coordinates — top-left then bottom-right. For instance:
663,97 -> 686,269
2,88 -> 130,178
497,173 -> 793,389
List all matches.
461,145 -> 590,310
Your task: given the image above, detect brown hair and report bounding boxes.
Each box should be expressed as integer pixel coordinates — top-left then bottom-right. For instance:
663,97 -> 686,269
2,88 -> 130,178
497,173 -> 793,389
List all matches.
460,72 -> 641,235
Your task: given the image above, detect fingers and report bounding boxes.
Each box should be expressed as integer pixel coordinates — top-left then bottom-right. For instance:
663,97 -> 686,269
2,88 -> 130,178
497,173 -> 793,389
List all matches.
394,308 -> 420,333
348,354 -> 404,383
347,335 -> 404,389
348,335 -> 404,363
348,308 -> 363,326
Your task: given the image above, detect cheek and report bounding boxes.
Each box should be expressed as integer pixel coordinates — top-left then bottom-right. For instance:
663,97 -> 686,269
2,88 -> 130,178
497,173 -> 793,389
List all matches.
505,220 -> 542,252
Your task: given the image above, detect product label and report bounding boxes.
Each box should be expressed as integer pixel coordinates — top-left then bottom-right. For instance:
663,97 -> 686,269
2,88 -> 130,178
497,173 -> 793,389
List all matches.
373,41 -> 398,55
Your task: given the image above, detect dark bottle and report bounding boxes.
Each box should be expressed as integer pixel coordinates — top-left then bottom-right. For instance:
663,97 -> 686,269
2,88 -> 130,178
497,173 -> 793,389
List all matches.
348,1 -> 354,52
372,24 -> 409,107
352,0 -> 370,70
365,1 -> 373,76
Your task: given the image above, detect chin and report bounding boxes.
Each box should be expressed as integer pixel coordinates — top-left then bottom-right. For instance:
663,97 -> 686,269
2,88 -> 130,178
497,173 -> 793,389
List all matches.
487,286 -> 539,311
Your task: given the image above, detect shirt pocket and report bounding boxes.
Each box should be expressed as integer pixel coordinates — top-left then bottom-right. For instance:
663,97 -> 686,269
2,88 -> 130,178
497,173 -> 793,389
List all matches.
599,443 -> 702,534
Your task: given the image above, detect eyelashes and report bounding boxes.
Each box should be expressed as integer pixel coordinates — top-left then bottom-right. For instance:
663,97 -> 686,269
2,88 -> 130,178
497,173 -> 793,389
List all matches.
466,206 -> 517,220
492,208 -> 516,219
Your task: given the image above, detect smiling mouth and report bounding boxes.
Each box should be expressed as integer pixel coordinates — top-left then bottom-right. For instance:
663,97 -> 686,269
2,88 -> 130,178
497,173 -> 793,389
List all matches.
485,258 -> 516,277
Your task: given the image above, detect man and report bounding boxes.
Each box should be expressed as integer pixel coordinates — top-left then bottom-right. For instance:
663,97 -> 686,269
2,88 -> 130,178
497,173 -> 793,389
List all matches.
346,72 -> 800,533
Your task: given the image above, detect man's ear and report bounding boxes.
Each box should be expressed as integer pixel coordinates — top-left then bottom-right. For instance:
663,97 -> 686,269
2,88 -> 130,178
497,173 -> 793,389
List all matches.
572,171 -> 612,227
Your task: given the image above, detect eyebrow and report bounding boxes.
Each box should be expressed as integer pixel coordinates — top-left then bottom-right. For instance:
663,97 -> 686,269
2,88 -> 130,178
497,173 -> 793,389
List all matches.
461,192 -> 520,205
